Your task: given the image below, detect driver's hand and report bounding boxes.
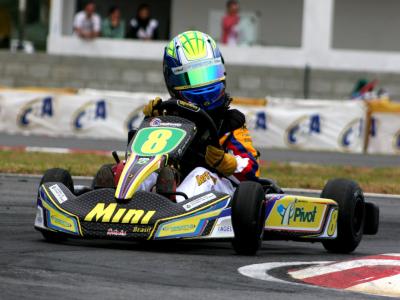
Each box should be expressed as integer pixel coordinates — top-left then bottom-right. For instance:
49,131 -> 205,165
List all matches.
143,97 -> 162,117
205,145 -> 237,176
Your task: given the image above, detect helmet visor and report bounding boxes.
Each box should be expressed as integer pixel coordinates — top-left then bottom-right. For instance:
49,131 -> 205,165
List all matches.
171,58 -> 225,90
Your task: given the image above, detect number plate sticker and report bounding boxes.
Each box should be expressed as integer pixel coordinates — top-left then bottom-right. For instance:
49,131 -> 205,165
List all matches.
132,127 -> 186,156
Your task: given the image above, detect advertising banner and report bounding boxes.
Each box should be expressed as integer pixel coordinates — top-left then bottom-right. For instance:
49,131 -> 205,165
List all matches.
0,89 -> 387,154
368,112 -> 400,154
237,98 -> 366,153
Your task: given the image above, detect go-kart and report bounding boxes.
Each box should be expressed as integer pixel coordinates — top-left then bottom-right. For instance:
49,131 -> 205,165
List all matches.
34,99 -> 379,255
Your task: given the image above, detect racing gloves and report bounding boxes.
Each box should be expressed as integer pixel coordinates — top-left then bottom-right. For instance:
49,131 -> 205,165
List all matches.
143,97 -> 162,117
205,145 -> 237,176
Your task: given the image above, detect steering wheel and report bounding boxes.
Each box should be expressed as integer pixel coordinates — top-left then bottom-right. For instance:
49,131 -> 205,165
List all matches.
156,98 -> 220,148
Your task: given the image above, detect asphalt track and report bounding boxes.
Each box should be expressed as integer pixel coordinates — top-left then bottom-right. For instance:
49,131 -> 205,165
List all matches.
1,173 -> 399,300
1,132 -> 400,167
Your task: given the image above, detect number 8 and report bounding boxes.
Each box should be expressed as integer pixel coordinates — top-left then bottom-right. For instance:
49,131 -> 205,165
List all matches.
141,129 -> 172,154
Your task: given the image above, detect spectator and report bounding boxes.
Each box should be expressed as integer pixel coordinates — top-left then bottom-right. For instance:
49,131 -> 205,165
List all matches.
73,1 -> 100,39
127,4 -> 159,40
101,6 -> 125,39
221,0 -> 240,45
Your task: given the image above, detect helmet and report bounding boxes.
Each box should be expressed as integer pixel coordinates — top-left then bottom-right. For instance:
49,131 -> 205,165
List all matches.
163,31 -> 227,110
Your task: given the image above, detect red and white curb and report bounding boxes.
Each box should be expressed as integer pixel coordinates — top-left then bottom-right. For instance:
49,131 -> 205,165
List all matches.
239,253 -> 400,298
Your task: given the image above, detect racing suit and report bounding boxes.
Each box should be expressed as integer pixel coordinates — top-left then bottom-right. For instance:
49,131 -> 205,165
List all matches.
138,108 -> 260,202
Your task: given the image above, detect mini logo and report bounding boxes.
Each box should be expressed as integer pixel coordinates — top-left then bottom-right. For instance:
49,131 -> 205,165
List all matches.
277,200 -> 317,225
149,118 -> 161,127
107,228 -> 127,236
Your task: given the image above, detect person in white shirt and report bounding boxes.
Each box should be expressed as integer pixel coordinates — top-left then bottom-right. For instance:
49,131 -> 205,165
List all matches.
73,1 -> 101,39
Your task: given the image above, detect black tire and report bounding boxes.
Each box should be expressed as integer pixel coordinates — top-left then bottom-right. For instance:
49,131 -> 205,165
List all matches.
364,202 -> 379,235
40,168 -> 74,193
231,181 -> 265,255
39,168 -> 74,242
321,178 -> 365,253
92,164 -> 115,189
40,230 -> 67,243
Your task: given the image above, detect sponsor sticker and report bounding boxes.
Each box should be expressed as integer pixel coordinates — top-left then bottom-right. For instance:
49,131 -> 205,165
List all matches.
137,157 -> 150,165
265,196 -> 328,232
177,100 -> 200,112
195,171 -> 217,186
49,184 -> 68,204
51,215 -> 72,228
132,225 -> 152,233
183,193 -> 217,211
209,216 -> 234,238
107,228 -> 127,236
277,200 -> 318,225
162,224 -> 196,232
217,224 -> 233,232
149,118 -> 182,128
149,118 -> 161,126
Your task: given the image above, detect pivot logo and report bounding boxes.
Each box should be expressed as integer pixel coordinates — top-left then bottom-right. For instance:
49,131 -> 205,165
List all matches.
277,200 -> 317,225
73,100 -> 106,130
339,118 -> 363,150
18,97 -> 53,127
285,115 -> 320,147
246,111 -> 267,130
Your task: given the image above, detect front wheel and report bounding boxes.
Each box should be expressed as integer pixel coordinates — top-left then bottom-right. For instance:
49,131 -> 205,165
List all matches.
231,181 -> 265,255
321,178 -> 365,253
39,168 -> 74,242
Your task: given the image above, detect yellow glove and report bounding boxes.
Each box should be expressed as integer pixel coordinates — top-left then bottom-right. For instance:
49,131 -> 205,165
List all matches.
143,97 -> 162,117
205,145 -> 237,176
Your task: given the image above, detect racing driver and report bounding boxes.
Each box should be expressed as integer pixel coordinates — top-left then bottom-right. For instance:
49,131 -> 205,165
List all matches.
142,30 -> 260,202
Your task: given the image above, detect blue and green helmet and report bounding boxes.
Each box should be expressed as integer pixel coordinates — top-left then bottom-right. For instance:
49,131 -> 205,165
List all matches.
163,31 -> 227,110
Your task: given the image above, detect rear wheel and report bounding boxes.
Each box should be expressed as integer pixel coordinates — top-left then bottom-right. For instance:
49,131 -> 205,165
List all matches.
92,164 -> 115,189
321,178 -> 365,253
40,168 -> 74,193
231,181 -> 265,255
39,168 -> 74,242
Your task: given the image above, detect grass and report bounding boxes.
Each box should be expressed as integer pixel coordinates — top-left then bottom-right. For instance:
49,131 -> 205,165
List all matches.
0,150 -> 398,194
